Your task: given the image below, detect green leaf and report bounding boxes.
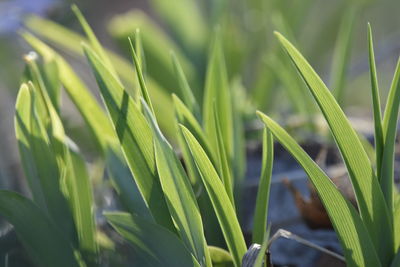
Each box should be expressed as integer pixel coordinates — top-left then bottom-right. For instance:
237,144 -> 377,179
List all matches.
208,246 -> 234,267
21,32 -> 115,151
0,191 -> 79,267
142,101 -> 211,266
252,128 -> 273,244
331,7 -> 357,104
106,148 -> 153,220
203,34 -> 233,163
171,52 -> 201,120
394,198 -> 400,249
367,23 -> 384,178
105,212 -> 199,267
275,32 -> 394,264
211,104 -> 234,205
181,125 -> 246,267
257,112 -> 381,267
64,144 -> 98,255
128,37 -> 154,113
380,56 -> 400,212
254,231 -> 270,267
15,83 -> 75,240
83,44 -> 175,232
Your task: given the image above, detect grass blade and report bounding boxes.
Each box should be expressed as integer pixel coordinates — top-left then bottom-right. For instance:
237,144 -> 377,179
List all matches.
252,128 -> 273,244
212,104 -> 234,205
83,44 -> 175,232
15,83 -> 75,240
64,145 -> 98,256
367,23 -> 384,178
257,112 -> 381,267
21,32 -> 115,151
128,37 -> 154,113
105,212 -> 199,267
0,191 -> 80,267
275,32 -> 394,263
171,52 -> 201,120
203,34 -> 233,163
394,198 -> 400,249
380,57 -> 400,212
181,125 -> 246,267
142,101 -> 211,266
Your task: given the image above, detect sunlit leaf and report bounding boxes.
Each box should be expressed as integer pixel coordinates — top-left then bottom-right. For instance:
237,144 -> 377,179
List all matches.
257,112 -> 381,267
181,125 -> 246,267
275,32 -> 394,264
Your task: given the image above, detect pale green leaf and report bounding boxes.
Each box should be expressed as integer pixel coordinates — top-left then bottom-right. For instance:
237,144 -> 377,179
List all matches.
181,125 -> 246,267
171,52 -> 200,119
15,83 -> 75,240
367,23 -> 383,178
381,56 -> 400,212
252,128 -> 273,244
208,246 -> 234,267
203,34 -> 233,162
21,32 -> 115,151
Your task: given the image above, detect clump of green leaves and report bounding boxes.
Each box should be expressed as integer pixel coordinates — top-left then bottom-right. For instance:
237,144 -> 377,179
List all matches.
257,25 -> 400,267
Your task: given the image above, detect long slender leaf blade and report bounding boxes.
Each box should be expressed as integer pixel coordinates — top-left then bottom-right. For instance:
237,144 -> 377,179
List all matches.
257,112 -> 381,267
212,104 -> 234,205
0,191 -> 80,267
105,212 -> 199,267
390,250 -> 400,267
83,44 -> 175,232
275,32 -> 394,263
173,95 -> 216,166
203,35 -> 233,162
15,84 -> 75,240
181,125 -> 247,267
381,57 -> 400,212
394,198 -> 400,249
64,144 -> 98,255
367,23 -> 384,178
142,101 -> 211,266
252,128 -> 273,244
128,37 -> 154,113
171,52 -> 200,119
21,32 -> 115,150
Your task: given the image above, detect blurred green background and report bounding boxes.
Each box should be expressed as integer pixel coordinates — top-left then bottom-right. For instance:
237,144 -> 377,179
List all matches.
1,0 -> 400,194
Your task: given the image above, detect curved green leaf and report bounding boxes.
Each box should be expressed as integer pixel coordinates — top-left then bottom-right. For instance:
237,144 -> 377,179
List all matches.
257,112 -> 381,267
275,32 -> 394,263
181,125 -> 246,267
142,101 -> 211,266
83,44 -> 174,232
252,128 -> 273,244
